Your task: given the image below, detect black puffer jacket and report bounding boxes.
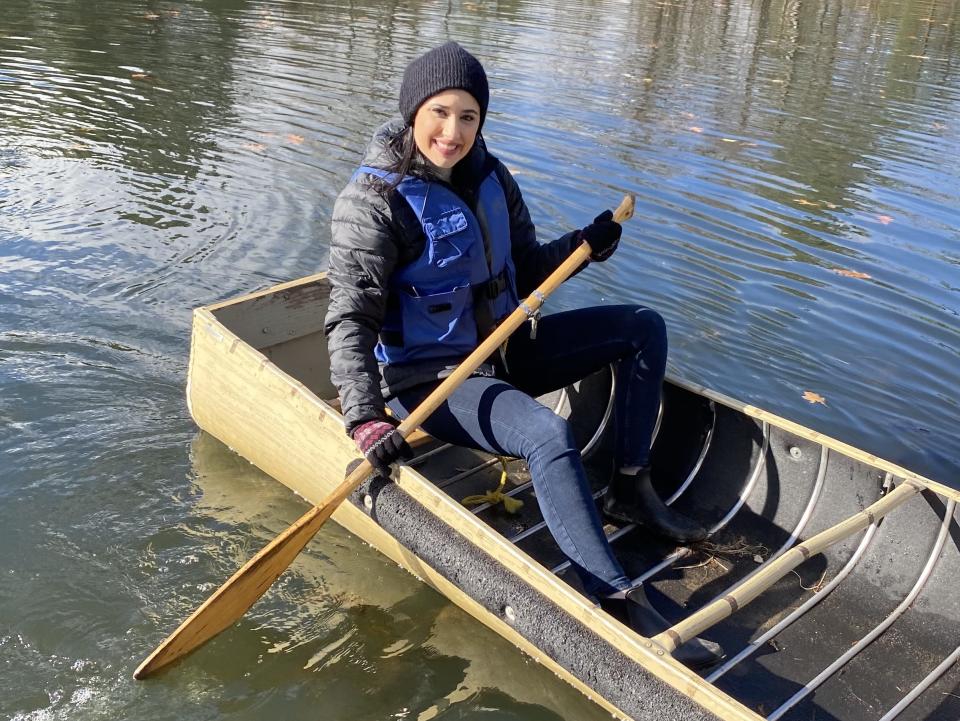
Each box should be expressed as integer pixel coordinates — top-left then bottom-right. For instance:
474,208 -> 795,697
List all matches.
324,119 -> 583,434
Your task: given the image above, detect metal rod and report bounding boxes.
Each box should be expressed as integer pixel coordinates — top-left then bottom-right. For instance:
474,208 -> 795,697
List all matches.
704,422 -> 771,537
436,457 -> 503,489
406,442 -> 453,467
877,644 -> 960,721
511,488 -> 606,544
766,497 -> 954,721
551,403 -> 718,575
665,401 -> 717,506
654,481 -> 923,654
705,472 -> 894,683
550,519 -> 630,574
580,363 -> 617,459
714,446 -> 829,602
629,421 -> 770,587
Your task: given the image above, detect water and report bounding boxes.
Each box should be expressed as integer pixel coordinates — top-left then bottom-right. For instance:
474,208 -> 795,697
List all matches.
1,0 -> 957,718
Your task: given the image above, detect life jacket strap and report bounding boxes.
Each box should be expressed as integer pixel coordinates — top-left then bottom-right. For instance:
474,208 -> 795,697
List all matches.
480,268 -> 510,300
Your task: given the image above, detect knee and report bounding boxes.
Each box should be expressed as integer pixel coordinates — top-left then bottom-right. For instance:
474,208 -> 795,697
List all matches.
524,407 -> 577,456
630,307 -> 667,357
631,306 -> 666,341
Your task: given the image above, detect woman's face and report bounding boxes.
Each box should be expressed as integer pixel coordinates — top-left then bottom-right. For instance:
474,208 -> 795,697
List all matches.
412,89 -> 481,169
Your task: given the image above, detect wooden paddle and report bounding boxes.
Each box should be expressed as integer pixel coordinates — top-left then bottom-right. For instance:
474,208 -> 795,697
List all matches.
134,194 -> 636,679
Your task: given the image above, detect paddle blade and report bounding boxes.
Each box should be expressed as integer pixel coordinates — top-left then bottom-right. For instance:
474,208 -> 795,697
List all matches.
133,500 -> 334,679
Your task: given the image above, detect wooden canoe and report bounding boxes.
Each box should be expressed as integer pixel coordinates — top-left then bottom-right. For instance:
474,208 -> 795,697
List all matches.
186,271 -> 960,721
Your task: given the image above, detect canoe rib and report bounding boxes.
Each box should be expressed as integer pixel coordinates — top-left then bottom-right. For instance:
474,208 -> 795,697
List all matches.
551,405 -> 717,576
651,480 -> 924,653
766,497 -> 957,721
630,421 -> 771,588
878,643 -> 960,721
704,473 -> 893,683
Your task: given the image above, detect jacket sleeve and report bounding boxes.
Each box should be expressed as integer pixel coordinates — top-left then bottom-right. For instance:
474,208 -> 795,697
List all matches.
324,179 -> 401,435
496,162 -> 584,297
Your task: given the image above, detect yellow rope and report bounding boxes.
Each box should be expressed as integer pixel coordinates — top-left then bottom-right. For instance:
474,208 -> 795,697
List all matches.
460,456 -> 524,514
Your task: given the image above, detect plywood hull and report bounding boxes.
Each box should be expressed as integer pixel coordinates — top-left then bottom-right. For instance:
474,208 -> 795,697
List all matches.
186,272 -> 959,721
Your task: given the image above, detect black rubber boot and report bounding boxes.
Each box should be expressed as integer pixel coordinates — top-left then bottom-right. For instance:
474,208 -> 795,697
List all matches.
600,586 -> 724,671
602,466 -> 707,542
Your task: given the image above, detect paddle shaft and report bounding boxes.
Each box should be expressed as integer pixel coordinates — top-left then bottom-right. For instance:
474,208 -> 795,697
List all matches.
133,194 -> 636,679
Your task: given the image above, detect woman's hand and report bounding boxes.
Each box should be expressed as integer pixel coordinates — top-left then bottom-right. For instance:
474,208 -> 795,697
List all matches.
580,209 -> 622,262
352,418 -> 414,475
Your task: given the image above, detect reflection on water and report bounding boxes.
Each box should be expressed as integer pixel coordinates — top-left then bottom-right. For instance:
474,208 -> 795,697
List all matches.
1,0 -> 957,719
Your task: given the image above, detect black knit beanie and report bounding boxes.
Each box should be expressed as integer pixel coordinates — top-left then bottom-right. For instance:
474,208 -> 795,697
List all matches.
399,42 -> 489,129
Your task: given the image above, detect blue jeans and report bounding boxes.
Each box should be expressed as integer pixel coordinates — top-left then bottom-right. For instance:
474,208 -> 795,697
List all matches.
387,305 -> 668,596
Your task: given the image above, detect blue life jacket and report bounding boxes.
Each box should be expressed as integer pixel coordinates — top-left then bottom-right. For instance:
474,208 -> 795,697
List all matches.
353,166 -> 519,365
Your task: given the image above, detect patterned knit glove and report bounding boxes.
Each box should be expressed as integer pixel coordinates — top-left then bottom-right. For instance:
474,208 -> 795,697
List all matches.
351,419 -> 413,475
580,209 -> 622,262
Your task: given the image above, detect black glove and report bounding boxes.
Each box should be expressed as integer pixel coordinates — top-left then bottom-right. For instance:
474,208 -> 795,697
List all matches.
580,209 -> 622,262
351,418 -> 413,475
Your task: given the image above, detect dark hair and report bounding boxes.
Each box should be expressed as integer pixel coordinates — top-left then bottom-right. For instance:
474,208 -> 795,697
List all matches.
382,125 -> 420,191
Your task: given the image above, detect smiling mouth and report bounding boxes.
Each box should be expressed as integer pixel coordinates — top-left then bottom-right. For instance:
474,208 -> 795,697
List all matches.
433,140 -> 460,157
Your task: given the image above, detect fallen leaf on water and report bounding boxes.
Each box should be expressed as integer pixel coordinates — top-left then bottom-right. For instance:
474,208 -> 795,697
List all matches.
243,143 -> 266,152
877,214 -> 894,225
131,72 -> 151,80
689,126 -> 703,133
932,122 -> 946,131
144,13 -> 160,20
794,198 -> 819,207
802,391 -> 827,405
682,112 -> 696,119
833,269 -> 871,279
286,133 -> 305,145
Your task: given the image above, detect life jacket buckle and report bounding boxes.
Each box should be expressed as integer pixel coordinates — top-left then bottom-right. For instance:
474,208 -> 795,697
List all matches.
482,269 -> 509,299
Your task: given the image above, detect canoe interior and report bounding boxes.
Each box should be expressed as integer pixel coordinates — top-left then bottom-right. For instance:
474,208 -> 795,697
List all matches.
203,274 -> 960,721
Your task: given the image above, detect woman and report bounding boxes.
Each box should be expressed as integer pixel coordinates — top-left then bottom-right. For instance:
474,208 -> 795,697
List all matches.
324,42 -> 722,668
